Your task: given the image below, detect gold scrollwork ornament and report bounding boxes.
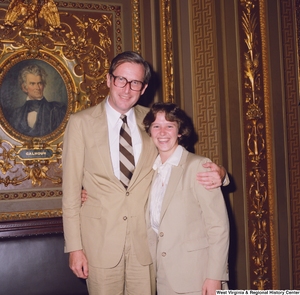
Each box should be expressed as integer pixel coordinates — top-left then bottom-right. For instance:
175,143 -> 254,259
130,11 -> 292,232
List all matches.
0,1 -> 117,187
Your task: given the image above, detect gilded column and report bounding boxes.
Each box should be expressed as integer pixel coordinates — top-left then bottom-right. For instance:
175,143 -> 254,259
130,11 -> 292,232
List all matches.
239,0 -> 276,289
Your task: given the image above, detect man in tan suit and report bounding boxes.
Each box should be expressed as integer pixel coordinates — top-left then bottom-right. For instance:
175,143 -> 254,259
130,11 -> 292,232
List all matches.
62,51 -> 227,295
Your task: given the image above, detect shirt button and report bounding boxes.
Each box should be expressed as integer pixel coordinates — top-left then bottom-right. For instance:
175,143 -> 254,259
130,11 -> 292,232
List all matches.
126,192 -> 129,196
159,232 -> 164,237
123,216 -> 127,220
161,252 -> 166,257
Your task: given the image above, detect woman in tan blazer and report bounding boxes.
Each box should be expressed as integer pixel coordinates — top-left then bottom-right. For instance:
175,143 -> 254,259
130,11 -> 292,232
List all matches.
143,102 -> 230,295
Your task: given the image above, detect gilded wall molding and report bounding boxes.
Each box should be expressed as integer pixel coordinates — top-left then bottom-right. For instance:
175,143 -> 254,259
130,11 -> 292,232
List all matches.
0,208 -> 62,221
131,0 -> 141,53
0,189 -> 62,201
160,0 -> 174,103
258,0 -> 277,288
239,0 -> 274,289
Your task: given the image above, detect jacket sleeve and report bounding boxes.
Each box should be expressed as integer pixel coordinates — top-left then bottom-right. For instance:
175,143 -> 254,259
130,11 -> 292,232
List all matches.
194,157 -> 230,280
62,114 -> 85,253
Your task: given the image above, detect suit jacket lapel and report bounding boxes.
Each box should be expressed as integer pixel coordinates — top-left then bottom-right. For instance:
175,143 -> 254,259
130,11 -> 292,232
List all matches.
159,149 -> 188,223
128,106 -> 156,189
90,100 -> 123,188
90,102 -> 156,190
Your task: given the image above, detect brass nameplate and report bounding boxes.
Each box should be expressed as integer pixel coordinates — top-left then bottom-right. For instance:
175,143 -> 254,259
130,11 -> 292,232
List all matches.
18,149 -> 54,160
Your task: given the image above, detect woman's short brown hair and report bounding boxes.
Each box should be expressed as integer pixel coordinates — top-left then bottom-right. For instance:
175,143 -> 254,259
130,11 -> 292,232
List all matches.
143,102 -> 196,149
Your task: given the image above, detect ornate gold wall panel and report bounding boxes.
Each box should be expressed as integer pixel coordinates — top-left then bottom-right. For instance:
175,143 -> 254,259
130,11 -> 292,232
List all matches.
0,0 -> 141,222
239,0 -> 276,289
285,0 -> 300,288
190,0 -> 221,162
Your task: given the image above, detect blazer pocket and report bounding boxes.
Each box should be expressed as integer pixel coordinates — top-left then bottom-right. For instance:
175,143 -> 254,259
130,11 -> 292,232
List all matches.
185,237 -> 209,252
81,205 -> 102,219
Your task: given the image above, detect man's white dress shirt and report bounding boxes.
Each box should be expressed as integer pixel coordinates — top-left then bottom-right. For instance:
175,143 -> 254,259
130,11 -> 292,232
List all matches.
105,97 -> 142,180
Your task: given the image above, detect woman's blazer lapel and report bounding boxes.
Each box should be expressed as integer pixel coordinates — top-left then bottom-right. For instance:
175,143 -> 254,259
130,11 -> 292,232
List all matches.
159,149 -> 188,223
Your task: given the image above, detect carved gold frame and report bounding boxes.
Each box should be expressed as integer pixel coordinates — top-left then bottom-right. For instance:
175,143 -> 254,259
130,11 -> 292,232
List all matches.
0,53 -> 74,143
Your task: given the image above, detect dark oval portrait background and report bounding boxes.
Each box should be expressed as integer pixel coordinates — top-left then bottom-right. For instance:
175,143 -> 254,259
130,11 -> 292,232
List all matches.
0,59 -> 68,137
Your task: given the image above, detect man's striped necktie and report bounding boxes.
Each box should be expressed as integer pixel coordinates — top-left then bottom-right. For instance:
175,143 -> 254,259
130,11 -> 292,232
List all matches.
119,114 -> 135,188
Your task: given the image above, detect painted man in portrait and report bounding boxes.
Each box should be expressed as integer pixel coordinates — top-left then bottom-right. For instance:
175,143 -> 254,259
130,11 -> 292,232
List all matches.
7,64 -> 67,137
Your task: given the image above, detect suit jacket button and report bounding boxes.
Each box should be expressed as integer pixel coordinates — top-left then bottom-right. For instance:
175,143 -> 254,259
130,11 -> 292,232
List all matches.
123,216 -> 127,220
161,252 -> 166,257
159,232 -> 164,237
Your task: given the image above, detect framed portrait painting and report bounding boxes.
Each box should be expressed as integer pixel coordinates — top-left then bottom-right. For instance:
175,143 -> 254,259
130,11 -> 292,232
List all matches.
0,58 -> 69,141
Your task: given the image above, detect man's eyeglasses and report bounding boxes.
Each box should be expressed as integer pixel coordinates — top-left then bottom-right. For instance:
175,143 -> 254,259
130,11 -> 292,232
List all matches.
111,74 -> 144,91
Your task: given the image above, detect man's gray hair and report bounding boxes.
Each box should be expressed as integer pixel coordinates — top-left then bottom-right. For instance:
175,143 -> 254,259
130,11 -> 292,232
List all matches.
18,64 -> 47,89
